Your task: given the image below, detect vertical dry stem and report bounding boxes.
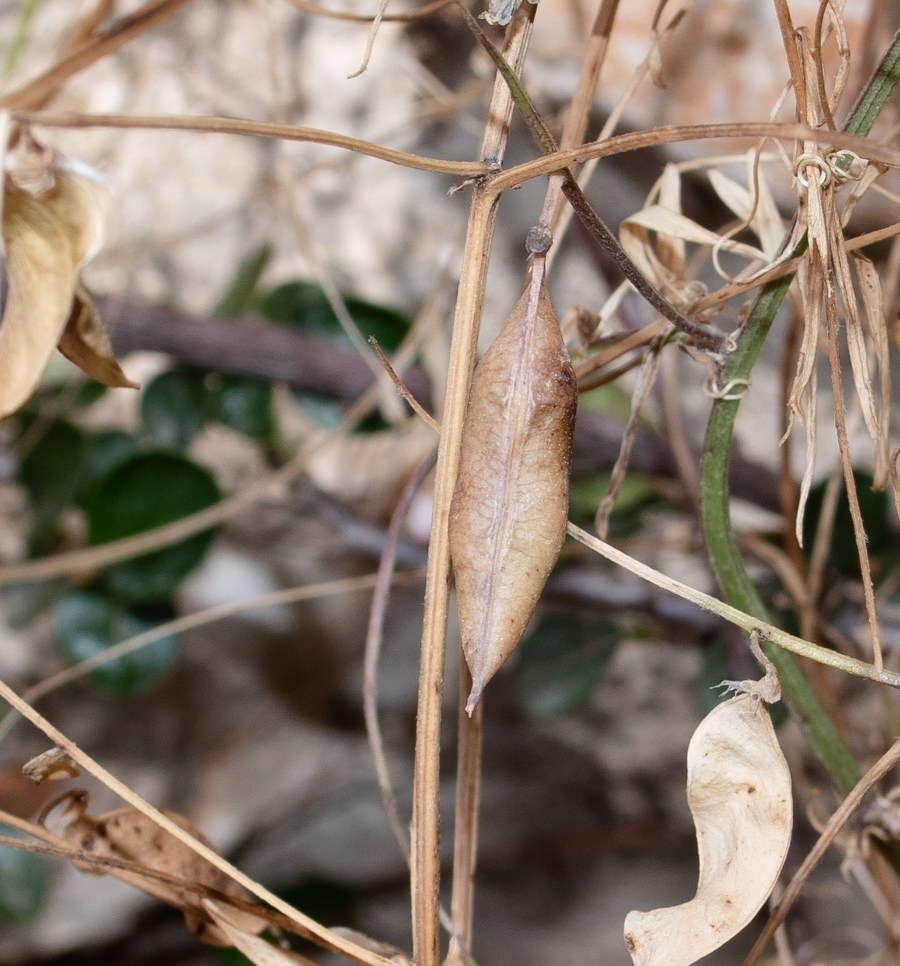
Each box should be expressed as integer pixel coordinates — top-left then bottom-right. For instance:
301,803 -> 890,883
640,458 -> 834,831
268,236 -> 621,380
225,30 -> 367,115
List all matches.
411,9 -> 536,965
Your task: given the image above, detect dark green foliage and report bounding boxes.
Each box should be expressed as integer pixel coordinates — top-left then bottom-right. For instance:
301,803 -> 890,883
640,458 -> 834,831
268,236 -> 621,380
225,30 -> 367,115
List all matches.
54,590 -> 179,695
205,374 -> 273,439
86,452 -> 220,601
141,370 -> 208,450
515,614 -> 620,718
802,469 -> 891,576
17,419 -> 88,526
259,280 -> 411,353
0,825 -> 48,927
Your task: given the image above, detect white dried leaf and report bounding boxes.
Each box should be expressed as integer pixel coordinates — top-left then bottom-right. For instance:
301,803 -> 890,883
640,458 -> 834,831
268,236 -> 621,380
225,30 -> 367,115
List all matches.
624,694 -> 792,966
624,205 -> 764,262
655,164 -> 685,277
852,252 -> 890,489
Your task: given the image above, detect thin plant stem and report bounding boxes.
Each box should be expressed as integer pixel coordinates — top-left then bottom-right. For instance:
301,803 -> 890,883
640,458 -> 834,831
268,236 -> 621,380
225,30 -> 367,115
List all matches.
283,0 -> 454,21
364,451 -> 437,862
456,2 -> 727,354
489,121 -> 900,191
11,111 -> 487,177
369,337 -> 441,432
0,569 -> 425,746
0,374 -> 401,586
0,676 -> 397,966
447,660 -> 483,966
565,522 -> 900,690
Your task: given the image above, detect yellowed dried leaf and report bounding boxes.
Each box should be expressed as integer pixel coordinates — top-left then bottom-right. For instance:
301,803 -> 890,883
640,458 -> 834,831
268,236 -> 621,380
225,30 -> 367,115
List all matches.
0,185 -> 78,419
58,285 -> 139,389
449,279 -> 576,713
624,694 -> 792,966
852,252 -> 891,489
0,171 -> 111,419
624,205 -> 764,263
707,158 -> 784,260
829,217 -> 879,453
655,164 -> 685,277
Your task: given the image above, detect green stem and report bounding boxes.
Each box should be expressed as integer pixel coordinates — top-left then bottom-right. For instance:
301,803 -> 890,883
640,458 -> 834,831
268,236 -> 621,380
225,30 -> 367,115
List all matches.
701,27 -> 900,795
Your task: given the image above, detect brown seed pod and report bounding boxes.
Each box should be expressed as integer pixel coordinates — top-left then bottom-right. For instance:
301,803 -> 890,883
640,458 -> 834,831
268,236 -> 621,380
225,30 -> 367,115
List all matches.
449,277 -> 577,713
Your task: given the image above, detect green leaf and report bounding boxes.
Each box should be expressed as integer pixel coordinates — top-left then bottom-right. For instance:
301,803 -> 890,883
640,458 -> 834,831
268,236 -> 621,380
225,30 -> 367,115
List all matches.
206,374 -> 273,438
86,452 -> 221,601
141,370 -> 207,450
259,281 -> 411,353
77,429 -> 140,504
54,590 -> 179,695
214,243 -> 272,317
802,469 -> 890,575
515,615 -> 620,718
0,824 -> 48,926
17,419 -> 88,525
216,949 -> 254,966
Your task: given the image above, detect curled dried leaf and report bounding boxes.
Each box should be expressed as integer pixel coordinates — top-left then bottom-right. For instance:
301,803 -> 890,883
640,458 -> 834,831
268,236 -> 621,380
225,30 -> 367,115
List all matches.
49,790 -> 265,946
624,694 -> 792,966
0,169 -> 128,418
449,279 -> 577,713
58,285 -> 139,390
0,182 -> 79,419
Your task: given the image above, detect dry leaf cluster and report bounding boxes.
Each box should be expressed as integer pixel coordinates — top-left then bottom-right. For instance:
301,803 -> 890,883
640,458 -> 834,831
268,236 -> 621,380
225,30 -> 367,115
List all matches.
3,2 -> 900,966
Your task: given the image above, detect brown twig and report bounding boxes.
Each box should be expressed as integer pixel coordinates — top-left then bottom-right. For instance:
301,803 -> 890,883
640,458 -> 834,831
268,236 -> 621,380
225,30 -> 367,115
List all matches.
369,337 -> 441,432
15,111 -> 487,177
283,0 -> 455,23
490,122 -> 900,191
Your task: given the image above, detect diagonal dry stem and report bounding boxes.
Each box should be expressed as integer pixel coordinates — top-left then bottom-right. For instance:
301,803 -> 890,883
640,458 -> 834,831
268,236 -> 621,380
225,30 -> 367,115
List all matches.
0,677 -> 396,966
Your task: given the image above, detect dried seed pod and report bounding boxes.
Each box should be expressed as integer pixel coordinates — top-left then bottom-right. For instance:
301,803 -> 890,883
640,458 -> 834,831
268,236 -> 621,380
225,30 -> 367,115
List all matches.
624,694 -> 793,966
449,279 -> 577,713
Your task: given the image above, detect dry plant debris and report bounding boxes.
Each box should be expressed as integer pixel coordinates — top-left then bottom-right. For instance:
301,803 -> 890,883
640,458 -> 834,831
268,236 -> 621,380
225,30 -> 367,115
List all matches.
42,788 -> 266,947
624,691 -> 792,966
0,141 -> 135,420
3,2 -> 900,966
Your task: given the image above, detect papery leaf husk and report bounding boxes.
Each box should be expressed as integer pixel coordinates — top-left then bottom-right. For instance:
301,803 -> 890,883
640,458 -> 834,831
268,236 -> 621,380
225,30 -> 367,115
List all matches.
624,694 -> 792,966
449,280 -> 577,713
0,184 -> 78,419
0,172 -> 107,419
